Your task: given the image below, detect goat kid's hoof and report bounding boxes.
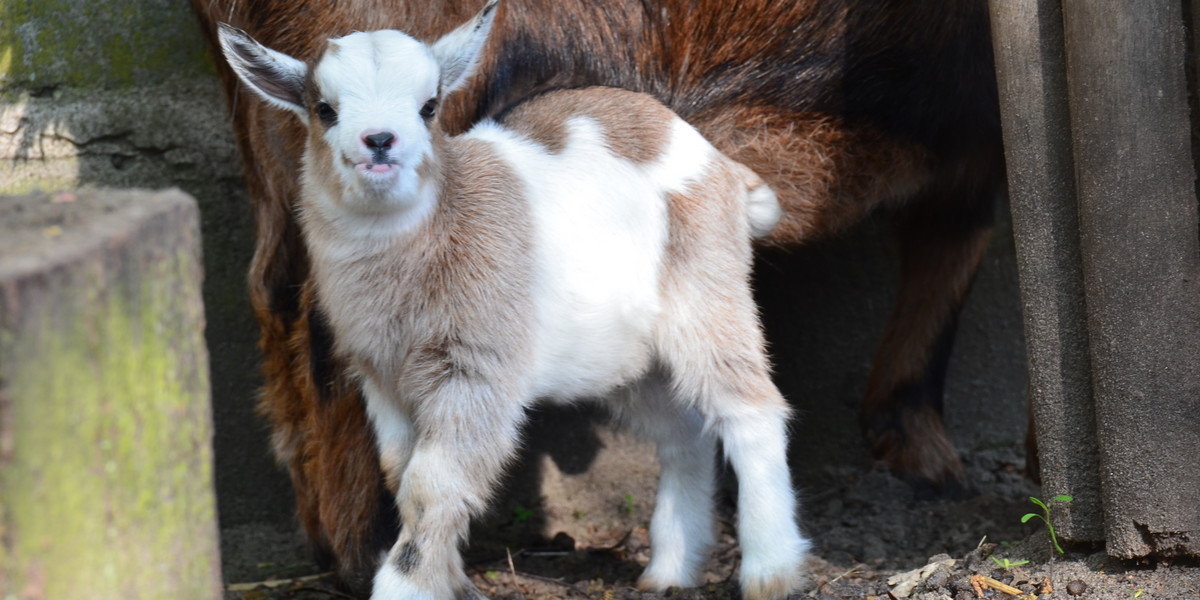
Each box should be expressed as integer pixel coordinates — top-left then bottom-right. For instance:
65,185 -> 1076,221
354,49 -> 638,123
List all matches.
740,571 -> 803,600
636,571 -> 701,594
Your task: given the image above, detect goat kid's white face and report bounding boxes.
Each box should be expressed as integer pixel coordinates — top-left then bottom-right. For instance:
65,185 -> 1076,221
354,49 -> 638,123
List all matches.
217,0 -> 497,211
311,32 -> 440,203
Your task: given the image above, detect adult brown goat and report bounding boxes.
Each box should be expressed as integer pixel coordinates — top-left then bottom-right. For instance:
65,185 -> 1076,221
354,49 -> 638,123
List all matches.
190,0 -> 1003,594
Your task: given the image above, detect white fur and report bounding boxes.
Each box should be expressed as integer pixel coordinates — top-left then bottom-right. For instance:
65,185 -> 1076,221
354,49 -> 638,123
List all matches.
309,31 -> 439,217
617,378 -> 718,590
645,118 -> 718,191
361,376 -> 416,487
720,405 -> 809,594
218,4 -> 807,598
373,561 -> 435,600
467,117 -> 675,400
746,184 -> 782,238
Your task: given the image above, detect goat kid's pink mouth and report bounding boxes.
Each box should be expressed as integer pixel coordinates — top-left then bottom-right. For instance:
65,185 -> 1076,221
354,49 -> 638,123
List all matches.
356,162 -> 398,175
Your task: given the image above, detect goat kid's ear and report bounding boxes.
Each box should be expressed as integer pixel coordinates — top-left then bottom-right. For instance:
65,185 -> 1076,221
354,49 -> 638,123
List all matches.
431,0 -> 500,95
217,23 -> 308,119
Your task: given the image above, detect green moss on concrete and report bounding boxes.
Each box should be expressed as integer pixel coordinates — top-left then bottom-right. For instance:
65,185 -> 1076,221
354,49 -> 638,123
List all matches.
0,158 -> 81,196
0,216 -> 219,599
0,0 -> 215,90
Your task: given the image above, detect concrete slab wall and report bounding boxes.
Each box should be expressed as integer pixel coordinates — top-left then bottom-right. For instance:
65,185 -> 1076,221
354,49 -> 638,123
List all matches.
0,0 -> 293,554
991,0 -> 1200,558
988,0 -> 1103,543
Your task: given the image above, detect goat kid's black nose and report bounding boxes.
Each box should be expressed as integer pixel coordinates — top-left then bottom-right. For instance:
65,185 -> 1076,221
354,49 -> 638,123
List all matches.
363,131 -> 396,149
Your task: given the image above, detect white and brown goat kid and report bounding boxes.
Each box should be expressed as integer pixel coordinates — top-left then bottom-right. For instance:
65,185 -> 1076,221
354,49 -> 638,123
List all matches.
218,3 -> 808,599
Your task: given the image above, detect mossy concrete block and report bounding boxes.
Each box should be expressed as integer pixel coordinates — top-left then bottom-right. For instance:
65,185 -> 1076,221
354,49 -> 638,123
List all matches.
0,0 -> 214,90
0,0 -> 278,550
0,188 -> 222,599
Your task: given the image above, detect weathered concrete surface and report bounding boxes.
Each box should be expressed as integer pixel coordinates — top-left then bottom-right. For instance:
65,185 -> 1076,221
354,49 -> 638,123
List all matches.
988,0 -> 1103,543
993,0 -> 1200,558
1061,1 -> 1200,558
0,188 -> 221,599
0,0 -> 211,89
0,0 -> 288,554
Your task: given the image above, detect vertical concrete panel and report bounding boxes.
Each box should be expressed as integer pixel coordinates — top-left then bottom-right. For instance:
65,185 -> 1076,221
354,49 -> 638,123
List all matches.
988,0 -> 1104,542
1062,1 -> 1200,557
0,0 -> 290,573
0,189 -> 222,598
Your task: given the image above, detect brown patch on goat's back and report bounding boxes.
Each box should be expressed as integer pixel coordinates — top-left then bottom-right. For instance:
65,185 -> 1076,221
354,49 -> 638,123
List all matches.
498,88 -> 673,163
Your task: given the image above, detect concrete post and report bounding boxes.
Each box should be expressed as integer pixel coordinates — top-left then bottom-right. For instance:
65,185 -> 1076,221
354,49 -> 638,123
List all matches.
988,0 -> 1104,543
1060,0 -> 1200,558
0,188 -> 222,598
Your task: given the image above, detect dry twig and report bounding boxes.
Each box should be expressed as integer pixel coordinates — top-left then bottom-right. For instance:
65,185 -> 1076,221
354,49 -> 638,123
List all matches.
969,574 -> 1037,599
226,572 -> 334,592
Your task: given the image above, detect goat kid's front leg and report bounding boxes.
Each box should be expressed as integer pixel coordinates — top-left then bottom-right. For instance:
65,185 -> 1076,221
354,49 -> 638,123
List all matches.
362,376 -> 417,496
370,384 -> 526,600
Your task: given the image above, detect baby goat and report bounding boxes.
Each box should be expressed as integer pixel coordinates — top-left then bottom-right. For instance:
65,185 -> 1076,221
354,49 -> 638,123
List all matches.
218,2 -> 808,598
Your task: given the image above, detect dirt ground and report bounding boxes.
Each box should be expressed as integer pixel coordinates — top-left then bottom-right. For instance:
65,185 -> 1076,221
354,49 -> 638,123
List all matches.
217,222 -> 1197,600
220,442 -> 1200,600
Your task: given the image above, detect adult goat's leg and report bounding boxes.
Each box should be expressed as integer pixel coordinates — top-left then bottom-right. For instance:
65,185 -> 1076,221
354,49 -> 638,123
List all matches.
860,182 -> 998,494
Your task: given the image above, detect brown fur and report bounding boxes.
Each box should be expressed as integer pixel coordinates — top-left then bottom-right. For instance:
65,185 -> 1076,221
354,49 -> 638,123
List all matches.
861,205 -> 994,486
498,88 -> 673,162
692,108 -> 934,245
191,0 -> 1004,590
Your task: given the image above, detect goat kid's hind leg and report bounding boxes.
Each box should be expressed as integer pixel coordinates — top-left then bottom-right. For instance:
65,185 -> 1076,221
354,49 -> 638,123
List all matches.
656,286 -> 808,597
707,382 -> 808,600
659,339 -> 808,599
371,384 -> 526,600
657,168 -> 807,599
616,377 -> 719,592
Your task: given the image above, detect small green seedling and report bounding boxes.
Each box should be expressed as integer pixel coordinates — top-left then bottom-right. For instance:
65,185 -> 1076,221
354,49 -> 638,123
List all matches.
1022,494 -> 1073,555
989,556 -> 1030,572
512,504 -> 534,524
622,493 -> 635,514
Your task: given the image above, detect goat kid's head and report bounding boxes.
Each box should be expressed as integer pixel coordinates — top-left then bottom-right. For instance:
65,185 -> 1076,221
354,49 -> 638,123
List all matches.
217,0 -> 499,210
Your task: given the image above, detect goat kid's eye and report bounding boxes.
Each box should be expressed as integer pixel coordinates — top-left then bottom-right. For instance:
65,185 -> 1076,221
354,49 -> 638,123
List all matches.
316,101 -> 338,127
420,98 -> 438,120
